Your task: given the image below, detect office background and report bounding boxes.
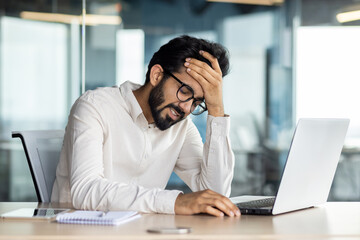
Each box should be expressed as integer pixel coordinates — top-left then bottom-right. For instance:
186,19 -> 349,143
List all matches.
0,0 -> 359,202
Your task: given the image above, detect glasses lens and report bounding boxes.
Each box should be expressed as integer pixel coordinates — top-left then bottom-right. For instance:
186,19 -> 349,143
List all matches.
191,101 -> 206,115
177,85 -> 193,102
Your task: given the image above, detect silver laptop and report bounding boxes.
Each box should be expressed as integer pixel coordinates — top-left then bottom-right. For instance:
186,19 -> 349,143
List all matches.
231,118 -> 349,215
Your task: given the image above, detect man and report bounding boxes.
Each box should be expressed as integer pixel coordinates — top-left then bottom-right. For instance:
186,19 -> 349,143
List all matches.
52,35 -> 240,217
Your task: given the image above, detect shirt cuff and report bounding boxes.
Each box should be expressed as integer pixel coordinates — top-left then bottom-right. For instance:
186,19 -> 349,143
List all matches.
206,115 -> 231,138
155,190 -> 183,214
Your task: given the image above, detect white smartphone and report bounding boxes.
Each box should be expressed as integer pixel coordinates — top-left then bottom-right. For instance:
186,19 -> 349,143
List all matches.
0,208 -> 70,221
147,227 -> 191,234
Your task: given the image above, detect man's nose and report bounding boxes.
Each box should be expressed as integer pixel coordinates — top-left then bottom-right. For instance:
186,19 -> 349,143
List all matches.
178,100 -> 192,114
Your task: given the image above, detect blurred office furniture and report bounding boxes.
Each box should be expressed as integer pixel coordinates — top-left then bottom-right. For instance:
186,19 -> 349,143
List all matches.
230,114 -> 280,197
12,130 -> 64,202
329,146 -> 360,201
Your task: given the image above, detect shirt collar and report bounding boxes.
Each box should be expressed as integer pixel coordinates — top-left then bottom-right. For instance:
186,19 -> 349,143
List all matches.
119,81 -> 144,123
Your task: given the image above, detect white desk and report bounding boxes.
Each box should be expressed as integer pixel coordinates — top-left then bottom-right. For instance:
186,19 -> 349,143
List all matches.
0,202 -> 359,239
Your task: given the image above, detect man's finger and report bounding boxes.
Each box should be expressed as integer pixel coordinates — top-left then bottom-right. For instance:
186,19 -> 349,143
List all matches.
185,62 -> 216,85
201,205 -> 224,217
199,50 -> 222,74
185,57 -> 219,79
211,199 -> 236,217
200,191 -> 240,217
220,197 -> 241,216
186,67 -> 208,87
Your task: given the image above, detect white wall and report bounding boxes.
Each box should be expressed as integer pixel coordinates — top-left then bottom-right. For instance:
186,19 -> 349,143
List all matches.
296,26 -> 360,146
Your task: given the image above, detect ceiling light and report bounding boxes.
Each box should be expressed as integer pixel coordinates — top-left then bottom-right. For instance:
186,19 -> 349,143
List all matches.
20,11 -> 122,26
336,10 -> 360,23
206,0 -> 283,6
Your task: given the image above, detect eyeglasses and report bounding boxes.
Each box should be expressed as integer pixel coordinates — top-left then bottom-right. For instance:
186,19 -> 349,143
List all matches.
164,70 -> 207,115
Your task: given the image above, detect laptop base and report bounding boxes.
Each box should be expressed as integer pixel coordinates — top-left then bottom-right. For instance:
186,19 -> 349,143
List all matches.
239,208 -> 273,215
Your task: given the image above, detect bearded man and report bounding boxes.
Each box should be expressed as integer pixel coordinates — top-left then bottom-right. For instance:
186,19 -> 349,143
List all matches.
52,35 -> 239,217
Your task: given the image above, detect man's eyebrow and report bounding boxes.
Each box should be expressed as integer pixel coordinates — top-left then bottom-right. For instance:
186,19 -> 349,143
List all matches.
194,97 -> 205,102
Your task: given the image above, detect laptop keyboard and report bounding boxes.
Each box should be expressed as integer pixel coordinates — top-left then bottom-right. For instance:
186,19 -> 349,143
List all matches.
236,197 -> 275,209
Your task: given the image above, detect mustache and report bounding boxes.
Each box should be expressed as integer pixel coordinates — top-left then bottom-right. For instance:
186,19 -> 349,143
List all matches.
160,103 -> 185,119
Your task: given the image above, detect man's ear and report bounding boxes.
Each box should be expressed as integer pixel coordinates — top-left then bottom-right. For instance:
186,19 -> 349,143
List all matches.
149,64 -> 164,87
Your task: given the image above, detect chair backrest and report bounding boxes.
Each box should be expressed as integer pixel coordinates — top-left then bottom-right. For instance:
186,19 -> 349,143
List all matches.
12,130 -> 65,202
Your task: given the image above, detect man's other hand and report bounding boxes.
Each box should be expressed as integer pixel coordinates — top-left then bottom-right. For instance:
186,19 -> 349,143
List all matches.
174,189 -> 241,217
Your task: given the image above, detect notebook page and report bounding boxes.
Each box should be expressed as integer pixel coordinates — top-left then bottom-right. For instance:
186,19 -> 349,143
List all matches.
56,210 -> 140,225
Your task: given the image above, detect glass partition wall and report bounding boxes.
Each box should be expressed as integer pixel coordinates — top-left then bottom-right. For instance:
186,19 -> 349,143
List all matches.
0,0 -> 359,202
0,1 -> 83,201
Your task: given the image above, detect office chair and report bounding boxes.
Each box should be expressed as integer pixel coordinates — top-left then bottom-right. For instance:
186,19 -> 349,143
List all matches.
12,130 -> 65,202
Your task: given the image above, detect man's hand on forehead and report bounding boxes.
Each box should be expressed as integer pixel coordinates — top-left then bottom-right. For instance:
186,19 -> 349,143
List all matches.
184,50 -> 225,117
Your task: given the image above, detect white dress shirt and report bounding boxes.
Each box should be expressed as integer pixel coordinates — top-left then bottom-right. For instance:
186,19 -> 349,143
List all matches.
51,81 -> 234,214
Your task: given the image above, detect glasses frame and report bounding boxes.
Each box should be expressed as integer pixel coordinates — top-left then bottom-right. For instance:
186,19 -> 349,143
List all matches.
163,70 -> 207,115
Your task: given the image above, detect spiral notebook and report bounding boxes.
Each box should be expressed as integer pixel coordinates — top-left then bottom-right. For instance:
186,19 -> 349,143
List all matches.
56,210 -> 140,225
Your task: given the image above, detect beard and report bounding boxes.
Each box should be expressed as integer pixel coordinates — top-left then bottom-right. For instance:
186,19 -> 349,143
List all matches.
148,79 -> 185,131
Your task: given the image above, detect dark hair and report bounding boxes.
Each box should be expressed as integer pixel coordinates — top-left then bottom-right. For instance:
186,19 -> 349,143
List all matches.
145,35 -> 230,84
